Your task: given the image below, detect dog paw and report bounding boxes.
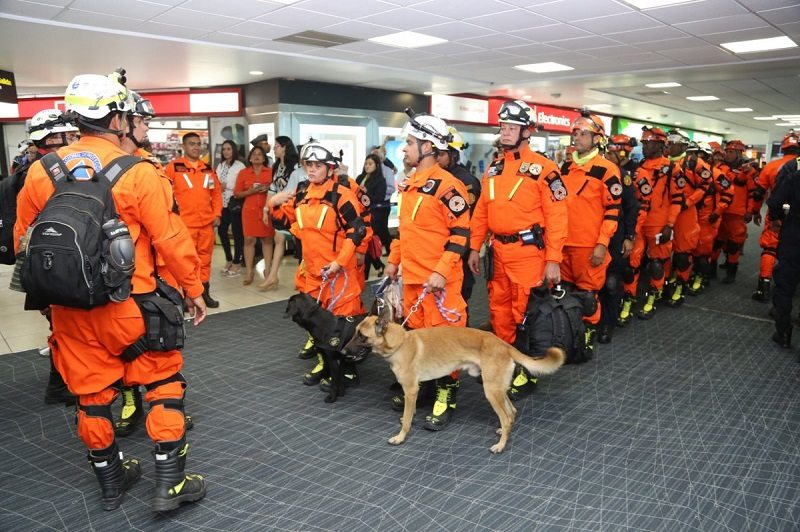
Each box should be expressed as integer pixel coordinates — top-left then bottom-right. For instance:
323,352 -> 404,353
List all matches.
495,427 -> 503,435
490,443 -> 505,454
388,435 -> 406,445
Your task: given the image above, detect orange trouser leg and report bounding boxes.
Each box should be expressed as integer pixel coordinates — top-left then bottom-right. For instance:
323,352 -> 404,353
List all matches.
403,282 -> 467,330
673,209 -> 700,282
307,267 -> 365,317
145,379 -> 187,444
759,225 -> 780,279
189,225 -> 215,283
624,232 -> 647,296
561,246 -> 609,325
77,387 -> 119,451
693,215 -> 720,258
487,260 -> 533,344
642,227 -> 673,291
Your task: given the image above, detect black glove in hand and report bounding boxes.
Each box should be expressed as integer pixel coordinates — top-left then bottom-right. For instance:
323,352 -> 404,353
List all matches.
659,225 -> 673,242
708,212 -> 720,224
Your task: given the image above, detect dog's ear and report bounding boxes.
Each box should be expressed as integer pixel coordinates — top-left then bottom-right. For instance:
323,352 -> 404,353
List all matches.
375,305 -> 392,336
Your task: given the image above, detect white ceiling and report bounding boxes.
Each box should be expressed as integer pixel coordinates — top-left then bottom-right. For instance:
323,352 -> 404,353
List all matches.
1,0 -> 799,145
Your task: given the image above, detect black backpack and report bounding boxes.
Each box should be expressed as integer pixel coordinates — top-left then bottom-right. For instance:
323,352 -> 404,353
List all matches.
0,165 -> 30,265
20,153 -> 142,309
514,286 -> 590,364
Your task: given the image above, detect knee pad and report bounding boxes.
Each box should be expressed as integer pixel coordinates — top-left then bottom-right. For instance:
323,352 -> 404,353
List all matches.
78,401 -> 116,450
646,259 -> 665,280
725,241 -> 742,255
574,290 -> 598,317
622,263 -> 636,284
145,375 -> 188,444
604,273 -> 620,293
673,252 -> 691,272
712,239 -> 724,251
693,256 -> 709,275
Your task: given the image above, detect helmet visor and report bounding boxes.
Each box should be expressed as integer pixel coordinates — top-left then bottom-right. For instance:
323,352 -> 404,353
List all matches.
498,101 -> 529,124
134,98 -> 155,117
301,144 -> 336,165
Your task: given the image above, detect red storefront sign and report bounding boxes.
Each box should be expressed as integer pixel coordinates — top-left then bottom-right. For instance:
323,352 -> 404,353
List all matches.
487,98 -> 580,133
7,88 -> 242,121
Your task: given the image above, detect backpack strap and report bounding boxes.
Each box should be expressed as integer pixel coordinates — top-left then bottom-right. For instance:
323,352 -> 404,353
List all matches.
550,303 -> 569,349
39,153 -> 143,187
39,152 -> 72,185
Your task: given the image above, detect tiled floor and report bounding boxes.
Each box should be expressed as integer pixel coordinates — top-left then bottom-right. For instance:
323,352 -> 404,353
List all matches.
0,246 -> 377,355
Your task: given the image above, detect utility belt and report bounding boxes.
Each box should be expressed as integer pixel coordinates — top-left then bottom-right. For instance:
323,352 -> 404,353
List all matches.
493,224 -> 545,249
121,278 -> 186,362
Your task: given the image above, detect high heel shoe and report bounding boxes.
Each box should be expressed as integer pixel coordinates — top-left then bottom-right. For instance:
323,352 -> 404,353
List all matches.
258,278 -> 279,291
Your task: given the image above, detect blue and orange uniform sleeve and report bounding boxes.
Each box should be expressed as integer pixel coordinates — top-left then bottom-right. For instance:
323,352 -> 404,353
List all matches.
598,162 -> 622,247
539,169 -> 568,262
434,179 -> 470,278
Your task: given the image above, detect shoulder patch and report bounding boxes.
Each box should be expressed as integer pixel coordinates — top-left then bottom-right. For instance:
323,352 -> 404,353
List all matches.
637,177 -> 652,196
609,182 -> 623,198
440,187 -> 468,217
675,176 -> 687,188
359,193 -> 371,208
718,176 -> 731,189
623,174 -> 633,186
587,165 -> 606,179
700,169 -> 711,180
420,178 -> 441,196
547,175 -> 568,201
487,160 -> 504,177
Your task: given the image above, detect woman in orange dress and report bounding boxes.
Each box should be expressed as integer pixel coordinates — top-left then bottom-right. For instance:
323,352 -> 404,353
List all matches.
234,146 -> 275,285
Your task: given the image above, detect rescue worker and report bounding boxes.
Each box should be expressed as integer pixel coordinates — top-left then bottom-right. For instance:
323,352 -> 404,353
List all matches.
598,134 -> 639,343
711,139 -> 759,284
662,130 -> 711,307
17,109 -> 80,406
560,111 -> 622,353
269,143 -> 368,389
468,100 -> 567,397
14,72 -> 207,512
114,91 -> 195,438
385,110 -> 470,429
164,132 -> 222,308
620,127 -> 683,321
767,155 -> 800,350
437,126 -> 482,312
750,131 -> 799,302
687,142 -> 733,295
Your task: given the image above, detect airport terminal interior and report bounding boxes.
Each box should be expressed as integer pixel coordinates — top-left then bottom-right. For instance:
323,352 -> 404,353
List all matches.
1,0 -> 799,530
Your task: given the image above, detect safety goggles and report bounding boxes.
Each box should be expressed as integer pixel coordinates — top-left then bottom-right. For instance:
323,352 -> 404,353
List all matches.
134,98 -> 155,118
498,102 -> 529,123
301,144 -> 336,165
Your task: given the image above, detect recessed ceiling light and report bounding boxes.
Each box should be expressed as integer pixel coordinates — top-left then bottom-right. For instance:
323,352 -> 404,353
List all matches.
369,31 -> 447,48
622,0 -> 693,9
686,95 -> 719,101
675,122 -> 681,125
249,70 -> 263,76
725,107 -> 753,112
753,116 -> 777,120
721,36 -> 797,54
775,122 -> 796,126
645,82 -> 681,88
423,91 -> 434,96
514,62 -> 574,73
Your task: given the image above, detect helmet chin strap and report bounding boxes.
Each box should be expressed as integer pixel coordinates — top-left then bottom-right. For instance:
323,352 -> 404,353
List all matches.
501,127 -> 528,150
126,115 -> 144,148
413,138 -> 437,165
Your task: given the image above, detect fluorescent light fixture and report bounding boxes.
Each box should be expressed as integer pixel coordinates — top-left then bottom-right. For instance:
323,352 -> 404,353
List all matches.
423,91 -> 434,96
675,121 -> 681,125
645,82 -> 681,88
249,70 -> 263,76
776,122 -> 797,126
623,0 -> 693,8
725,107 -> 752,112
686,95 -> 719,101
514,62 -> 574,73
753,116 -> 776,120
369,31 -> 446,48
721,36 -> 797,54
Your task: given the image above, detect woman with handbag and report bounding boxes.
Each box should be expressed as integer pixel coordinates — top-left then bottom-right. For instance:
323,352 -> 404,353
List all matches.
234,146 -> 274,285
216,140 -> 246,276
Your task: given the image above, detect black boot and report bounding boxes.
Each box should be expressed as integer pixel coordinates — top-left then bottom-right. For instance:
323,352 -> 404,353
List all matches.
722,263 -> 738,284
201,282 -> 220,308
319,363 -> 360,393
88,441 -> 141,511
751,278 -> 771,302
664,281 -> 685,308
598,323 -> 613,344
391,380 -> 436,412
151,438 -> 206,512
772,325 -> 792,349
115,387 -> 143,437
507,365 -> 537,401
44,356 -> 75,406
709,261 -> 718,279
423,376 -> 459,431
583,324 -> 597,360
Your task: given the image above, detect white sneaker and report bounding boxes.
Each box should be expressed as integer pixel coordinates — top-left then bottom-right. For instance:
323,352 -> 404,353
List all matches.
38,346 -> 50,357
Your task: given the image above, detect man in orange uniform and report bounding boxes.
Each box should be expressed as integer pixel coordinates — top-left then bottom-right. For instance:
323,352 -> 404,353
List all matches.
385,111 -> 470,430
619,127 -> 683,321
662,130 -> 712,307
560,111 -> 621,353
468,100 -> 567,397
749,131 -> 799,301
164,132 -> 222,308
270,143 -> 368,388
711,139 -> 759,284
14,73 -> 207,512
687,142 -> 733,295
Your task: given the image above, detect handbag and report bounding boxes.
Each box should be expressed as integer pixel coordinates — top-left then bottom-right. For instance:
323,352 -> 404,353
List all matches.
228,196 -> 243,213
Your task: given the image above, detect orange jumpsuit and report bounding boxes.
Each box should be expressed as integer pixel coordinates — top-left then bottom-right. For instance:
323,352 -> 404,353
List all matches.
339,174 -> 374,291
15,135 -> 203,452
625,156 -> 682,295
712,161 -> 759,266
751,154 -> 793,278
470,147 -> 568,343
670,154 -> 712,282
272,176 -> 366,317
560,151 -> 621,324
164,157 -> 222,283
694,163 -> 733,259
389,164 -> 470,330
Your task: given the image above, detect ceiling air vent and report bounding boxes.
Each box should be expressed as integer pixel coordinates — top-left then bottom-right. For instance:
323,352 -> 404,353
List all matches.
274,31 -> 359,48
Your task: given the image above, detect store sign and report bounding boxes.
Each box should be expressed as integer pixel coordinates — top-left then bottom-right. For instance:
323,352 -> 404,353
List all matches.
431,94 -> 488,124
0,69 -> 19,118
8,88 -> 242,120
487,98 -> 580,133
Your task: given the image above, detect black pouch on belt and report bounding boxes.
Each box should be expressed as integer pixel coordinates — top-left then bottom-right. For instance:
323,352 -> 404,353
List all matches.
484,243 -> 494,281
121,279 -> 185,362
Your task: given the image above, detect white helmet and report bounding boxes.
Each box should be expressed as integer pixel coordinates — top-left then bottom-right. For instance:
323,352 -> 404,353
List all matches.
300,142 -> 338,167
498,99 -> 534,126
65,74 -> 131,119
666,129 -> 690,145
28,109 -> 78,141
401,111 -> 451,150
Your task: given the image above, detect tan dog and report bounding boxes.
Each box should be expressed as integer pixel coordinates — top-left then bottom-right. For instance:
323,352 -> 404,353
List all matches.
344,311 -> 565,453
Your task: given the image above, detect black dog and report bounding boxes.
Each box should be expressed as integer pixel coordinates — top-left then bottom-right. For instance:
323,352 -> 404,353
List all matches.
284,293 -> 369,403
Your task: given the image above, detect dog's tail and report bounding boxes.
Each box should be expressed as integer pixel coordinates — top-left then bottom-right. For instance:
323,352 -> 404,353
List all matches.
510,346 -> 566,376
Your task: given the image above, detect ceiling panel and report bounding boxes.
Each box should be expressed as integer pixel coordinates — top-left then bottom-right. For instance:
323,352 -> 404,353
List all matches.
571,11 -> 663,33
359,8 -> 451,30
302,0 -> 395,19
54,9 -> 144,31
142,21 -> 212,40
225,20 -> 295,39
757,5 -> 800,24
179,0 -> 280,19
645,0 -> 749,25
255,6 -> 348,28
531,0 -> 631,21
0,0 -> 64,18
413,0 -> 513,19
415,20 -> 495,40
550,35 -> 622,51
464,9 -> 559,32
740,0 -> 800,8
320,20 -> 398,39
673,13 -> 770,35
457,32 -> 528,49
69,0 -> 170,20
152,7 -> 244,30
203,32 -> 269,47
